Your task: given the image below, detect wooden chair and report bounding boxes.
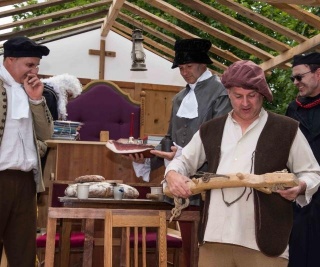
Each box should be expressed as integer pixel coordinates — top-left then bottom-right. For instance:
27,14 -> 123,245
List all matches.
37,181 -> 85,267
130,185 -> 182,267
44,207 -> 104,267
104,209 -> 167,267
67,80 -> 146,141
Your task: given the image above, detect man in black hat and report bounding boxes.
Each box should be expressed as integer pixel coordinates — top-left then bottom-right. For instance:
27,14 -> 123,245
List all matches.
131,38 -> 231,179
129,38 -> 231,266
286,52 -> 320,267
0,36 -> 53,267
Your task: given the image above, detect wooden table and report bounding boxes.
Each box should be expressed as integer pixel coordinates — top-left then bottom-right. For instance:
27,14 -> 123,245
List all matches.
59,197 -> 200,267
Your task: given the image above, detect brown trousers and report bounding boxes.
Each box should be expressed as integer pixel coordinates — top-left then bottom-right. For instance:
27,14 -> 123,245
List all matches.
0,170 -> 36,267
198,242 -> 288,267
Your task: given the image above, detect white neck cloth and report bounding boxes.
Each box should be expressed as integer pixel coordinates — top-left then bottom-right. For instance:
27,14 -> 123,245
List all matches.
176,69 -> 212,119
0,64 -> 29,119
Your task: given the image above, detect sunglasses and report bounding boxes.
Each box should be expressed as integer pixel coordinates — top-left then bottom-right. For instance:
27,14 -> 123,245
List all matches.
290,70 -> 312,82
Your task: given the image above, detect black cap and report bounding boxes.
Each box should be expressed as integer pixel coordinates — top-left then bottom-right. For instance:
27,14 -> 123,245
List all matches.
3,36 -> 50,59
292,52 -> 320,67
171,38 -> 212,69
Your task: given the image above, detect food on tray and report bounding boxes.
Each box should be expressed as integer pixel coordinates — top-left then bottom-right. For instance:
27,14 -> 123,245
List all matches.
106,140 -> 155,158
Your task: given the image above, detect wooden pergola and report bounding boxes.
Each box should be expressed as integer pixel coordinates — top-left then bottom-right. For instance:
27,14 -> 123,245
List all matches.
1,0 -> 320,75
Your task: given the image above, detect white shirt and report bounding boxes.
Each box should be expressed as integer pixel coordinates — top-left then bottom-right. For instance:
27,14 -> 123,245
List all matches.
0,65 -> 38,171
165,108 -> 320,259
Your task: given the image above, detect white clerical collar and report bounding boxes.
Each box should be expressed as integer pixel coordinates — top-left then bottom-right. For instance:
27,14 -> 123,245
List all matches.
176,69 -> 212,119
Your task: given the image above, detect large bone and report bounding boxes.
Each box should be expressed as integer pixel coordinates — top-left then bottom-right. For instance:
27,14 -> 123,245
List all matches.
164,171 -> 299,198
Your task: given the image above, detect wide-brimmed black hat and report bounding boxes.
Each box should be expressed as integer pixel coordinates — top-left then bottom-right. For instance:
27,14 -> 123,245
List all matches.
171,38 -> 212,69
3,36 -> 50,58
292,52 -> 320,67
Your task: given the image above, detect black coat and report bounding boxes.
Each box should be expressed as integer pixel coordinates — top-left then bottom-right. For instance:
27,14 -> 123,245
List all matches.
43,84 -> 59,120
286,94 -> 320,267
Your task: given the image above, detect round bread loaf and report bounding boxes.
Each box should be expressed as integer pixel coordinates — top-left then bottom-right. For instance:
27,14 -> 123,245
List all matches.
64,182 -> 139,199
75,175 -> 105,183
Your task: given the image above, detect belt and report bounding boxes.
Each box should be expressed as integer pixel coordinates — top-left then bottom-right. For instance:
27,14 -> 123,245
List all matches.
0,169 -> 33,178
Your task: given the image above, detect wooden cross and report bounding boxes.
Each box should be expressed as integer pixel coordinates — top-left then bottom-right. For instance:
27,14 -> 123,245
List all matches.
89,39 -> 116,79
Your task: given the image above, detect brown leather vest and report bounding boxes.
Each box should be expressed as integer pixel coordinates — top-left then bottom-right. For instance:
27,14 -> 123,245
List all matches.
199,111 -> 298,257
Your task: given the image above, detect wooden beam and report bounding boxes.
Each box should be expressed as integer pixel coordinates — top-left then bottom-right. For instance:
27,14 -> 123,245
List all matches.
0,2 -> 109,32
0,10 -> 106,42
148,0 -> 273,61
270,3 -> 320,29
260,0 -> 320,5
260,33 -> 320,71
111,27 -> 174,63
216,0 -> 307,43
123,1 -> 239,72
179,0 -> 291,52
0,1 -> 25,7
118,12 -> 176,47
100,0 -> 125,37
0,0 -> 80,18
16,20 -> 103,48
113,21 -> 174,57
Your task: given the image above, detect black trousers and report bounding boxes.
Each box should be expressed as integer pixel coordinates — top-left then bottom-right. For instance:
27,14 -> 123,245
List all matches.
0,170 -> 36,267
289,188 -> 320,267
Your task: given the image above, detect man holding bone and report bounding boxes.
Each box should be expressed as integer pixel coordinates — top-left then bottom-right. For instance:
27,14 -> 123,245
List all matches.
164,60 -> 320,267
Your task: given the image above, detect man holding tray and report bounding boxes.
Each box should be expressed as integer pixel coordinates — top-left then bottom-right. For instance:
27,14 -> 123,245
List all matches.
164,60 -> 320,267
129,38 -> 232,266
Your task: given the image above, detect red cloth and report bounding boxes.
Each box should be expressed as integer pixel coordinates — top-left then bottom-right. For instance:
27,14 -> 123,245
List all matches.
36,232 -> 85,248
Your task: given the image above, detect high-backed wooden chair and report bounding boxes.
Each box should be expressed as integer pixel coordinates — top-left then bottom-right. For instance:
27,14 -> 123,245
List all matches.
104,209 -> 167,267
67,80 -> 146,141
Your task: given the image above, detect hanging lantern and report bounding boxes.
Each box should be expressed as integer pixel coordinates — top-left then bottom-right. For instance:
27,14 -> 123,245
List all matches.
131,28 -> 147,71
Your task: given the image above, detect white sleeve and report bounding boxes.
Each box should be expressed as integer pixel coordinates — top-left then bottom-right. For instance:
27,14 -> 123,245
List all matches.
288,129 -> 320,206
165,131 -> 206,177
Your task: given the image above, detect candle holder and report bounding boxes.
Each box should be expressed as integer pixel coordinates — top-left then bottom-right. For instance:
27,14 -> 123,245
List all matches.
128,112 -> 135,143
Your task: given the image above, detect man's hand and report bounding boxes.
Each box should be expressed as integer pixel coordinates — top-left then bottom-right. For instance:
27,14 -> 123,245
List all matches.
128,153 -> 146,164
277,180 -> 307,202
165,170 -> 192,198
23,74 -> 43,100
151,146 -> 177,160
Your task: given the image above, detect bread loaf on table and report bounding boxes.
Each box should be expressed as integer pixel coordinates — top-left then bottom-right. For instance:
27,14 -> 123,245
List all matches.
74,175 -> 105,183
64,182 -> 139,199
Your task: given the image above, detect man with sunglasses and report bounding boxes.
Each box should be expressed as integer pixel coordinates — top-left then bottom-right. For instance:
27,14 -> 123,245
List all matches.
286,52 -> 320,267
